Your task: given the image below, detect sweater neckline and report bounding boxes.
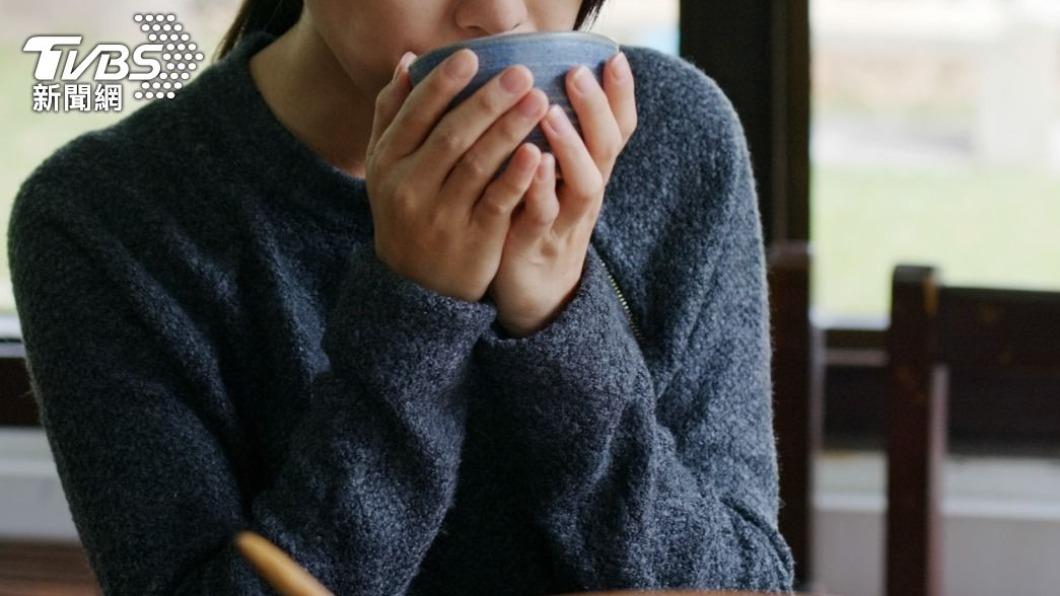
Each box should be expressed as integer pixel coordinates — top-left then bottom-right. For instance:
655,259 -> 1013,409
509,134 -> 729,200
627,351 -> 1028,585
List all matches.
204,29 -> 369,211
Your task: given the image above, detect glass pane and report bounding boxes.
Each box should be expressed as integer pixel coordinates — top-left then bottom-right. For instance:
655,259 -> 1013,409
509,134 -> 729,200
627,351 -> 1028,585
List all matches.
588,0 -> 680,55
810,0 -> 1060,323
1,2 -> 241,316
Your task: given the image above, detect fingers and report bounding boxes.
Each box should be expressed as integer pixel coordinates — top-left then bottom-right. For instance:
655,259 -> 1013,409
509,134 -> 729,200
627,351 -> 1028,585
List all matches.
439,88 -> 549,208
604,52 -> 637,143
508,152 -> 559,245
566,63 -> 624,182
413,64 -> 536,193
539,104 -> 604,233
470,142 -> 542,231
378,48 -> 481,160
368,51 -> 417,158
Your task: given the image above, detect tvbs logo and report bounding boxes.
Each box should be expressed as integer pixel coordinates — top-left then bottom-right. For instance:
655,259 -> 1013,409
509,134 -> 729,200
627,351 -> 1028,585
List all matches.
23,13 -> 204,113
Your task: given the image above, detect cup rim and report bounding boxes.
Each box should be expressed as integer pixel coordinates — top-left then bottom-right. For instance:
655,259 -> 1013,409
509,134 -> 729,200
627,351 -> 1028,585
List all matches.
413,30 -> 619,65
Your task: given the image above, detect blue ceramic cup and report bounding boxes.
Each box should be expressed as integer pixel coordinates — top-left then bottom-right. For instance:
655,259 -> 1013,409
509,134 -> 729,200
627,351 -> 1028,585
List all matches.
408,31 -> 620,178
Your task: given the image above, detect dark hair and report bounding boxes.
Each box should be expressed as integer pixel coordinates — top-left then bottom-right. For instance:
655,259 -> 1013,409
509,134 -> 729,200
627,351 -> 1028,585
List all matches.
214,0 -> 610,62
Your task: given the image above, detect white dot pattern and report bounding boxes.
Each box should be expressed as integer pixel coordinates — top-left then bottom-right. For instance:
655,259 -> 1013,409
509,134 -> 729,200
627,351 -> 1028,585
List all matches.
132,12 -> 205,102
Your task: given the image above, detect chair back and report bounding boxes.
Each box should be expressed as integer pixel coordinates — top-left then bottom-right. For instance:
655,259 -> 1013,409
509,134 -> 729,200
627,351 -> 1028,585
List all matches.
885,265 -> 1060,596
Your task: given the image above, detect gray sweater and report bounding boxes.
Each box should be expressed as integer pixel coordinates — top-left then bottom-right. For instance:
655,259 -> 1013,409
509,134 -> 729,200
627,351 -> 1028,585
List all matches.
8,29 -> 795,596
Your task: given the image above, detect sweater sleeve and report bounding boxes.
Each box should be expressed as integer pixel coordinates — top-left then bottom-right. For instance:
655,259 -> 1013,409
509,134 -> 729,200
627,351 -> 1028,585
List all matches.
8,168 -> 496,595
472,92 -> 795,593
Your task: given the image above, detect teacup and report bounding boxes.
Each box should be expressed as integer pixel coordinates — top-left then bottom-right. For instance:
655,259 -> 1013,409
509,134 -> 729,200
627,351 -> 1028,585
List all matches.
408,31 -> 620,178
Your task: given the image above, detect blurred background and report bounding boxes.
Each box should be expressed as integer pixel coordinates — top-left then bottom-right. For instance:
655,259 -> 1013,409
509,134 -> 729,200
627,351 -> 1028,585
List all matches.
0,1 -> 1058,595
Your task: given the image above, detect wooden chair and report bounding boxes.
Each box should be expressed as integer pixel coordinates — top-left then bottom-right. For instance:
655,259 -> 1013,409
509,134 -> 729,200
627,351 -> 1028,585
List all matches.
767,241 -> 825,592
885,264 -> 1060,596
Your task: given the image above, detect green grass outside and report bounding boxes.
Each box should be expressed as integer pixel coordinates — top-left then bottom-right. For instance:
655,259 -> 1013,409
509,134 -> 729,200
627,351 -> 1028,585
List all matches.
811,164 -> 1060,319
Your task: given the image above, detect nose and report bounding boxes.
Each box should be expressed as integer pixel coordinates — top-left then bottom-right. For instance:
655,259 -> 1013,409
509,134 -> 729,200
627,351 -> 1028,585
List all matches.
453,0 -> 529,37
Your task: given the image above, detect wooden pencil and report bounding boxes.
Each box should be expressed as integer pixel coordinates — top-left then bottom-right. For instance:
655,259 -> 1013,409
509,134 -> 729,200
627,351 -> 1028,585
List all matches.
234,530 -> 333,596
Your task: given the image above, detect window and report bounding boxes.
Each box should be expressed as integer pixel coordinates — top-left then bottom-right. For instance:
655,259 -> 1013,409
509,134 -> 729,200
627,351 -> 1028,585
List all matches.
588,0 -> 679,55
810,0 -> 1060,324
1,3 -> 241,317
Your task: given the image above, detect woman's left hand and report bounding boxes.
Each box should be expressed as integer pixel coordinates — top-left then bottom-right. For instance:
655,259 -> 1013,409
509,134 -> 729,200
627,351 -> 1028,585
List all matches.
487,51 -> 637,338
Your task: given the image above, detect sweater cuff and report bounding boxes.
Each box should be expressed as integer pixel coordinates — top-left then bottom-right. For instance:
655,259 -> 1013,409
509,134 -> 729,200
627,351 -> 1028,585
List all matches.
474,245 -> 646,418
324,243 -> 498,384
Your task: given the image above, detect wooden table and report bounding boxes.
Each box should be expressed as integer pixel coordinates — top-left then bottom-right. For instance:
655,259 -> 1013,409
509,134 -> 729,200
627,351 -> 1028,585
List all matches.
0,539 -> 100,596
555,585 -> 835,589
0,538 -> 841,596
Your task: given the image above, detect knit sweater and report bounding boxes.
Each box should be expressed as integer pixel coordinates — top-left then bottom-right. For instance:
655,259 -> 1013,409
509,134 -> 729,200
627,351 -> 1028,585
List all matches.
8,29 -> 795,596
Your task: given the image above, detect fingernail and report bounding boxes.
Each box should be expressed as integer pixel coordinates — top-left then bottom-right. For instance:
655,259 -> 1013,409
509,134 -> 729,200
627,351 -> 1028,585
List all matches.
518,91 -> 542,117
501,66 -> 529,94
537,153 -> 553,180
545,105 -> 573,135
573,66 -> 594,94
445,49 -> 476,77
611,52 -> 630,82
394,51 -> 415,78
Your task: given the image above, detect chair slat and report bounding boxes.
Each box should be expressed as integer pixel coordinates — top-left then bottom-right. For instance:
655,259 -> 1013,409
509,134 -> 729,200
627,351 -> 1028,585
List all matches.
767,241 -> 823,591
938,286 -> 1060,369
886,266 -> 946,596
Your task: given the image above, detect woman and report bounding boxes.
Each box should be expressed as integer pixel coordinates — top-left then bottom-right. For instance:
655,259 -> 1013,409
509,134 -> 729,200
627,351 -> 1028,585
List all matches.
8,0 -> 795,594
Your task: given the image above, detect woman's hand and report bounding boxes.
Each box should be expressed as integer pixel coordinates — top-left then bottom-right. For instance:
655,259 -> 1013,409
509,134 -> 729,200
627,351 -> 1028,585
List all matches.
366,48 -> 550,303
487,51 -> 638,338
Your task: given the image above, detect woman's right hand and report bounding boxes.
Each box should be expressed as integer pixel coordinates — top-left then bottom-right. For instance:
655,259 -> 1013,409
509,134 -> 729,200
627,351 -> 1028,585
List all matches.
365,48 -> 551,303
